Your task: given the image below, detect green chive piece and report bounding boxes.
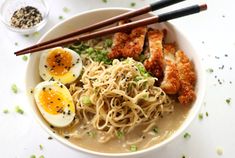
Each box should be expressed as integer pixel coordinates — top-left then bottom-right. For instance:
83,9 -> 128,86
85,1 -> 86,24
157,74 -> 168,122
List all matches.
39,155 -> 45,158
130,144 -> 137,152
15,106 -> 24,114
198,113 -> 203,120
104,39 -> 113,47
130,2 -> 136,7
226,98 -> 231,105
87,131 -> 96,137
63,7 -> 70,13
216,147 -> 223,155
22,55 -> 28,61
102,0 -> 107,3
182,155 -> 186,158
3,109 -> 9,114
183,132 -> 191,139
206,68 -> 214,73
59,16 -> 64,20
11,84 -> 18,93
39,144 -> 43,150
14,42 -> 18,46
152,127 -> 158,134
24,34 -> 29,37
206,112 -> 209,117
82,96 -> 92,105
116,131 -> 124,139
33,32 -> 40,37
30,155 -> 36,158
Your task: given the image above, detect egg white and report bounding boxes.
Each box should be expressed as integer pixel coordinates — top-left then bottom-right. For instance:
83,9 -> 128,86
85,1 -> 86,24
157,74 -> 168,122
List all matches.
39,47 -> 82,84
34,81 -> 75,127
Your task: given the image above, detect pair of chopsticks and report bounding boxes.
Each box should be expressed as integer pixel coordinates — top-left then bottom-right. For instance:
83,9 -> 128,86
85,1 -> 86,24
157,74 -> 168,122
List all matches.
15,0 -> 207,56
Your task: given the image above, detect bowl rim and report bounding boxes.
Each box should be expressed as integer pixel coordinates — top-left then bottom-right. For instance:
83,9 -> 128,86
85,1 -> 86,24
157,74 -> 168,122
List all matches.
0,0 -> 50,34
26,7 -> 206,157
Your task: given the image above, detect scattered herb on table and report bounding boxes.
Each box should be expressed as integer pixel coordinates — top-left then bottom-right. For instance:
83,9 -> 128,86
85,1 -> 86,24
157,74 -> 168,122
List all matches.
24,34 -> 30,37
22,55 -> 28,61
130,2 -> 136,7
11,84 -> 18,93
183,132 -> 191,139
15,106 -> 24,114
3,109 -> 9,114
102,0 -> 107,3
11,6 -> 43,29
206,68 -> 214,73
39,156 -> 45,158
30,155 -> 36,158
39,144 -> 43,150
206,112 -> 209,117
130,144 -> 137,152
48,136 -> 53,140
216,147 -> 223,155
63,7 -> 70,13
14,42 -> 18,46
59,16 -> 64,20
33,32 -> 40,37
198,113 -> 203,120
226,98 -> 231,105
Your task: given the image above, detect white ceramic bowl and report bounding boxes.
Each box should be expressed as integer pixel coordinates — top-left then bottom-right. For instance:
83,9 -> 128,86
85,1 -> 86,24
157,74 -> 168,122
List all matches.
26,8 -> 206,158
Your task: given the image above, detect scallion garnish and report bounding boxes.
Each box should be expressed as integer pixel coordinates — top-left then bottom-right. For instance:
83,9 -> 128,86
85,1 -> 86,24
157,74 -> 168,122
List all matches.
116,131 -> 124,139
198,113 -> 203,120
11,84 -> 18,93
183,132 -> 191,139
82,96 -> 92,105
15,106 -> 24,114
130,144 -> 137,152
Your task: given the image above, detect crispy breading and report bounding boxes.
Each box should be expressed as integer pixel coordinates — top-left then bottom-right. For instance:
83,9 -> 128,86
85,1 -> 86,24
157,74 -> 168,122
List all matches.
144,29 -> 164,80
108,21 -> 147,60
176,50 -> 196,105
160,43 -> 180,94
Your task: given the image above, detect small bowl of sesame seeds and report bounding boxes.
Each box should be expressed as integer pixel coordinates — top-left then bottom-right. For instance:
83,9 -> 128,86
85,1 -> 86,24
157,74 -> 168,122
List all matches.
0,0 -> 49,34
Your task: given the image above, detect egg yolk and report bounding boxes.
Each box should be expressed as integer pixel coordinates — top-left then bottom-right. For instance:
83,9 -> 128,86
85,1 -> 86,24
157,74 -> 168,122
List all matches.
46,48 -> 73,76
39,88 -> 66,115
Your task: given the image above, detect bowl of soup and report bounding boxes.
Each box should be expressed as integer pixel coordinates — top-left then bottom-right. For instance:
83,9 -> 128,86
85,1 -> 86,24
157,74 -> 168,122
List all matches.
25,8 -> 206,157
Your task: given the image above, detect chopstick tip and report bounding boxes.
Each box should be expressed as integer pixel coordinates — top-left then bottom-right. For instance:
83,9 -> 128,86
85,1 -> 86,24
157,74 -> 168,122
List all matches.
200,4 -> 207,11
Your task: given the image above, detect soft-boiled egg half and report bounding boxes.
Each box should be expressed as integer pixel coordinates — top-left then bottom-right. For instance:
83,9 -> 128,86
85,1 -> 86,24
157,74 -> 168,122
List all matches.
34,81 -> 75,127
39,47 -> 82,84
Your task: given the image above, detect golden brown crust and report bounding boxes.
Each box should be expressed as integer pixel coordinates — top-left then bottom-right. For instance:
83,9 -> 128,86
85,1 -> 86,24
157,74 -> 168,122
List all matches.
144,30 -> 164,80
160,43 -> 180,94
175,50 -> 196,105
108,21 -> 147,60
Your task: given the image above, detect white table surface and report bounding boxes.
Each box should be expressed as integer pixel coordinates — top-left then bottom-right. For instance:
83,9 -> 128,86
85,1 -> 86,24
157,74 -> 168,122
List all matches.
0,0 -> 234,157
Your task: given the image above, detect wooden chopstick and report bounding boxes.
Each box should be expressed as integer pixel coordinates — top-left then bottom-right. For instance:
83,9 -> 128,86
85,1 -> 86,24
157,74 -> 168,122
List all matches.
14,0 -> 186,55
15,4 -> 207,56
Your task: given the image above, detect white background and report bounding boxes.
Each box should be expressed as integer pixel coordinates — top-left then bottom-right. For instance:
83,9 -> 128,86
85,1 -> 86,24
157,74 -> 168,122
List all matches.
0,0 -> 234,157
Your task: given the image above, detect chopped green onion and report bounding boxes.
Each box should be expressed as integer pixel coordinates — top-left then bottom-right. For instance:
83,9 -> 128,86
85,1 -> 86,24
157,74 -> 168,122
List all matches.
116,131 -> 124,139
39,144 -> 43,150
226,98 -> 231,105
183,132 -> 191,139
82,96 -> 92,105
130,144 -> 137,152
3,109 -> 9,114
206,68 -> 214,73
182,155 -> 186,158
14,42 -> 18,46
198,113 -> 203,120
87,131 -> 96,137
30,155 -> 36,158
206,112 -> 209,117
104,39 -> 113,48
59,16 -> 64,20
11,84 -> 18,93
39,156 -> 45,158
63,7 -> 70,13
152,127 -> 158,134
102,0 -> 107,3
22,55 -> 28,61
24,34 -> 29,37
136,64 -> 150,77
15,106 -> 24,114
134,76 -> 142,82
216,147 -> 223,155
130,2 -> 136,7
